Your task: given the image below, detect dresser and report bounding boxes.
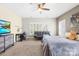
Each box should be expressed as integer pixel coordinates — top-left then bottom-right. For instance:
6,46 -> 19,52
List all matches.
0,34 -> 14,53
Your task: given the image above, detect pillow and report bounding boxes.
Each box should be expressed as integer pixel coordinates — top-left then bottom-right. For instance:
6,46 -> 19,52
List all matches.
66,31 -> 77,40
76,35 -> 79,40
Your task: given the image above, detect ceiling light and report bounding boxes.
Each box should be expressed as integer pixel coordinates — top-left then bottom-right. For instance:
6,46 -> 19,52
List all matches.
38,8 -> 42,12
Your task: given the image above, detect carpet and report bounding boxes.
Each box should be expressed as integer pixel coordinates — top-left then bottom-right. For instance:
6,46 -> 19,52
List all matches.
0,38 -> 43,56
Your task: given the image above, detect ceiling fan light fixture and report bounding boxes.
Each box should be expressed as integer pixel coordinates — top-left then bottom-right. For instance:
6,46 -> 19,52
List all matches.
38,8 -> 42,11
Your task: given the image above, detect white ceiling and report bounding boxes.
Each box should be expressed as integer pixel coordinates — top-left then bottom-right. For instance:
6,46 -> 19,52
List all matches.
1,3 -> 79,18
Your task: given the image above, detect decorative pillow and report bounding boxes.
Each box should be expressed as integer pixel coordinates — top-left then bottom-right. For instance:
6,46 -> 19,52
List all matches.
77,35 -> 79,40
66,31 -> 77,40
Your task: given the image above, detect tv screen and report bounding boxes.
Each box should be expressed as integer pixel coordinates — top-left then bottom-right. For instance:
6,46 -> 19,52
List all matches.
0,20 -> 11,34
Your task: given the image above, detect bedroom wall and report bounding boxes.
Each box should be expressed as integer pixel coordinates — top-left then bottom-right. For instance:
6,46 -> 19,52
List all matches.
22,18 -> 56,37
0,4 -> 22,42
57,5 -> 79,35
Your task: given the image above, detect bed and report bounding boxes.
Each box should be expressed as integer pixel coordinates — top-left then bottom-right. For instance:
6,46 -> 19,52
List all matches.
42,35 -> 79,56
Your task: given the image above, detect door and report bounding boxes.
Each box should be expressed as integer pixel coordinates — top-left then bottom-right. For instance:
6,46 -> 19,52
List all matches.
59,19 -> 66,37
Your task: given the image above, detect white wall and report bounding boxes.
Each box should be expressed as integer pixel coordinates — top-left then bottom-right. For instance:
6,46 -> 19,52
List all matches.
22,18 -> 56,37
0,4 -> 22,42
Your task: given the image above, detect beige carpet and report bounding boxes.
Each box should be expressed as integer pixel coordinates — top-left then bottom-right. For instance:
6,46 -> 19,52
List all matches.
0,38 -> 43,56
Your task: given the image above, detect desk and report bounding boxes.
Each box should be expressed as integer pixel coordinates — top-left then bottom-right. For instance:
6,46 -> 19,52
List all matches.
15,34 -> 21,42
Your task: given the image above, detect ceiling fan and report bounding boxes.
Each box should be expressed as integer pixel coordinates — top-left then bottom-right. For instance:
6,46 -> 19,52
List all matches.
37,3 -> 50,12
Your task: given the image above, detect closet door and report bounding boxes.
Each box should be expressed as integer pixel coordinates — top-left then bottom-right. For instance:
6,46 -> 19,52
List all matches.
59,19 -> 66,37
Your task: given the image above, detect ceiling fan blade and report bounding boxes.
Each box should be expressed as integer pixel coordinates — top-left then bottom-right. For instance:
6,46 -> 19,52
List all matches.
38,3 -> 45,8
41,3 -> 46,7
41,8 -> 50,11
38,4 -> 41,8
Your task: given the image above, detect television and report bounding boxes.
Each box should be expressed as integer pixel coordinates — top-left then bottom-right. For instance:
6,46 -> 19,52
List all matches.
0,20 -> 11,34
